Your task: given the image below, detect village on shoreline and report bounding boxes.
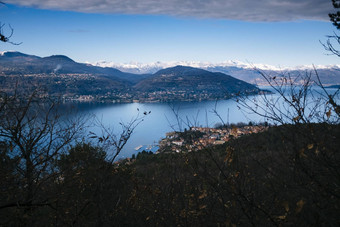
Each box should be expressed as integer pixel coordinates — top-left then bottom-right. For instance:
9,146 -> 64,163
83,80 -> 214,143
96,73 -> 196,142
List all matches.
126,123 -> 270,162
158,124 -> 269,153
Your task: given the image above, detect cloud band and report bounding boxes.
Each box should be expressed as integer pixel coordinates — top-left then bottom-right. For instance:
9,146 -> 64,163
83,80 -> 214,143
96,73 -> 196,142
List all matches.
7,0 -> 333,22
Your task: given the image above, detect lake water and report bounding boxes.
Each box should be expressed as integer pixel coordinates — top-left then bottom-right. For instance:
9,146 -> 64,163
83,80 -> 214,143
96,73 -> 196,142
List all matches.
66,98 -> 265,159
66,86 -> 339,159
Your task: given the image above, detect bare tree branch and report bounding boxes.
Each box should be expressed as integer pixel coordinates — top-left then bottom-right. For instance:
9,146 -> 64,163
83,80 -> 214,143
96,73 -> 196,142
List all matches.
235,68 -> 339,125
89,108 -> 149,163
0,23 -> 22,45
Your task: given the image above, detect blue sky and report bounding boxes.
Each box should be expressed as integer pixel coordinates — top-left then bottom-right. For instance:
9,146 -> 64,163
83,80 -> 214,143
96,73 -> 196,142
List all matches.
0,0 -> 338,67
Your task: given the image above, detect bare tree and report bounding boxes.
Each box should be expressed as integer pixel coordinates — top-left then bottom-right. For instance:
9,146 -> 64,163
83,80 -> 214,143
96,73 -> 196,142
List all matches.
322,0 -> 340,57
49,109 -> 150,226
89,109 -> 150,163
164,104 -> 201,133
235,69 -> 339,125
0,2 -> 22,45
0,90 -> 85,225
329,0 -> 340,29
238,0 -> 340,125
0,23 -> 21,45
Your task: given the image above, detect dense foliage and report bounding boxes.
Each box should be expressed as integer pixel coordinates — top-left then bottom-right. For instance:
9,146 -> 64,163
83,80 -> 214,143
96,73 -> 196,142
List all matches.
1,121 -> 339,226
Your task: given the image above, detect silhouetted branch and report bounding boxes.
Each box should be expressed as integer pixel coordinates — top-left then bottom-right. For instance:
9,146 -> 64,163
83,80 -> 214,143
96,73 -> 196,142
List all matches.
329,0 -> 340,29
321,33 -> 340,57
322,0 -> 340,56
235,67 -> 339,125
313,66 -> 340,117
0,23 -> 22,45
90,109 -> 149,163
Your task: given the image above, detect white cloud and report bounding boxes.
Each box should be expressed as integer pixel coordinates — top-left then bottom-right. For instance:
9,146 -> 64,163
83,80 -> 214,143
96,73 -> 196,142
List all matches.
7,0 -> 333,22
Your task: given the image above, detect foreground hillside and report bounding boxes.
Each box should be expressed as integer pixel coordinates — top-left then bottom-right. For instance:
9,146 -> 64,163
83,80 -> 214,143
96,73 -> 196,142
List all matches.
120,123 -> 339,226
1,123 -> 338,226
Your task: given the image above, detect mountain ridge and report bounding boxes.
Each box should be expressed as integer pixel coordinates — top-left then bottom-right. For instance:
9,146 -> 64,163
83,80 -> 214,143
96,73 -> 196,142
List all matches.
0,51 -> 149,84
93,60 -> 340,85
134,65 -> 259,96
0,51 -> 261,102
93,59 -> 340,73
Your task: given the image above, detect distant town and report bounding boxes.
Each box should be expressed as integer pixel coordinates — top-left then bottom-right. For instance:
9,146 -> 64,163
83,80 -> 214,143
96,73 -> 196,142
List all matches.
158,124 -> 269,153
0,72 -> 255,103
67,90 -> 235,103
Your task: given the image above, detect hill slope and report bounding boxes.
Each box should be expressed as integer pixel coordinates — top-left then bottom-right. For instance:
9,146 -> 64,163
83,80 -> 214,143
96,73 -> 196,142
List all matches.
0,51 -> 149,84
0,52 -> 262,102
135,65 -> 260,96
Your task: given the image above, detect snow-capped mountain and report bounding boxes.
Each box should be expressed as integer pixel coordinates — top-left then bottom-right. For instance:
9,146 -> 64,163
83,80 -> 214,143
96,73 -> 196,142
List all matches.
92,60 -> 340,74
91,60 -> 340,85
2,50 -> 339,85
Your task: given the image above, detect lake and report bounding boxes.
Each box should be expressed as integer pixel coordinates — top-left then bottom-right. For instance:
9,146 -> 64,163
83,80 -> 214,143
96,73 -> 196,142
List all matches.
65,86 -> 339,159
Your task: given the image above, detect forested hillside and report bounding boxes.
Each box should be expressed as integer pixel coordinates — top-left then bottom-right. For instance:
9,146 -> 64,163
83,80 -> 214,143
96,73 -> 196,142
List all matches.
1,121 -> 339,226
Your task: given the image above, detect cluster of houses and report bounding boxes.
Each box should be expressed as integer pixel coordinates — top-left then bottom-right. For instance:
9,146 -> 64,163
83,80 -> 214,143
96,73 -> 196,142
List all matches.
159,125 -> 268,153
132,90 -> 230,103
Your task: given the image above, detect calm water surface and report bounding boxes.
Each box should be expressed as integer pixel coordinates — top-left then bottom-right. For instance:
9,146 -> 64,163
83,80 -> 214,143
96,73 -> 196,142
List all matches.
67,98 -> 264,159
66,86 -> 339,159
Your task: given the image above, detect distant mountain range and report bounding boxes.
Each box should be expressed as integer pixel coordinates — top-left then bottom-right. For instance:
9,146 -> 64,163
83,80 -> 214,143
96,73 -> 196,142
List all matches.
0,51 -> 260,102
94,60 -> 340,85
0,51 -> 149,84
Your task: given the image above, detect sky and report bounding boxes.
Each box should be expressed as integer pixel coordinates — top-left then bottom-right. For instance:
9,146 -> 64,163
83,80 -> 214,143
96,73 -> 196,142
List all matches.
0,0 -> 339,67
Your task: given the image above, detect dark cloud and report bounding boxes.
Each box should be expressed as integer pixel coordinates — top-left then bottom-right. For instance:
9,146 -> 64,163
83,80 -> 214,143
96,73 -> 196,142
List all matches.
8,0 -> 333,21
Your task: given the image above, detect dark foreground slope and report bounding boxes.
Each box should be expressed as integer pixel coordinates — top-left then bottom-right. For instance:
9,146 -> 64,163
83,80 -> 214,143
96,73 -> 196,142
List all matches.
120,123 -> 339,226
1,123 -> 338,226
